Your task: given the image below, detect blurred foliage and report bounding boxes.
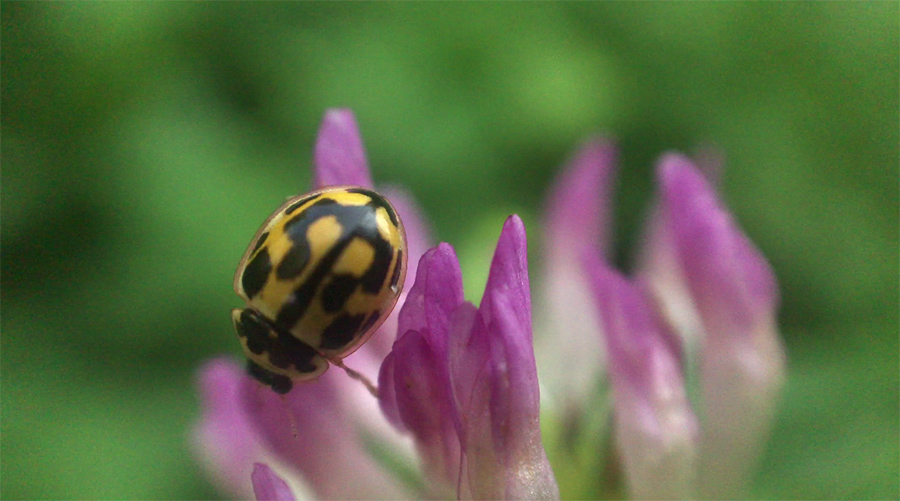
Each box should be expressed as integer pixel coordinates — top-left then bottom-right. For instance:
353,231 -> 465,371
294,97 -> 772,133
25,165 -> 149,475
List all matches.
1,2 -> 897,499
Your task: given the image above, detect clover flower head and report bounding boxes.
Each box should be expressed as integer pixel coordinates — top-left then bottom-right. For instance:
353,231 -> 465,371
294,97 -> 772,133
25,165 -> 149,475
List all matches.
193,109 -> 557,500
379,218 -> 558,499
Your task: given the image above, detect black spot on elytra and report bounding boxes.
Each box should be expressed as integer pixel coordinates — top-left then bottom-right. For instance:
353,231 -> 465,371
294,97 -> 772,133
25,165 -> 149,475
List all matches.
246,360 -> 293,394
250,231 -> 269,255
284,193 -> 319,216
241,248 -> 271,299
320,313 -> 365,350
276,238 -> 311,279
345,188 -> 400,226
283,199 -> 339,238
275,200 -> 393,331
390,249 -> 403,288
321,274 -> 359,313
360,238 -> 392,294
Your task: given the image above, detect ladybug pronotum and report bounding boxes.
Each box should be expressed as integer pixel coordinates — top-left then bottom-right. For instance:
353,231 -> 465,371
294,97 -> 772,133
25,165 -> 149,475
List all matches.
232,186 -> 407,394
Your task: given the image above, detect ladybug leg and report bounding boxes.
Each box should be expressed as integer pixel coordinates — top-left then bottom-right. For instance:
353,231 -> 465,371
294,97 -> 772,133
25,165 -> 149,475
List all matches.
330,358 -> 378,397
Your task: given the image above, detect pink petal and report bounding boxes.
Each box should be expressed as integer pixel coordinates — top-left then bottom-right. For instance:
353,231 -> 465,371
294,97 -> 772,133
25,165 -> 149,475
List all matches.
636,201 -> 706,351
658,155 -> 785,498
398,243 -> 465,342
377,245 -> 465,494
660,155 -> 779,327
584,253 -> 698,499
446,300 -> 486,436
464,216 -> 559,500
536,139 -> 617,413
384,330 -> 459,496
251,463 -> 296,501
376,350 -> 403,430
637,150 -> 724,350
243,370 -> 413,500
481,216 -> 532,328
479,216 -> 537,450
192,358 -> 270,499
380,244 -> 464,431
451,306 -> 500,499
312,109 -> 374,189
543,138 -> 618,259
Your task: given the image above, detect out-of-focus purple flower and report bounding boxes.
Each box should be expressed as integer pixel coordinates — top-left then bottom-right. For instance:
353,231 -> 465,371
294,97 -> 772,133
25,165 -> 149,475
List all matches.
651,156 -> 785,499
538,140 -> 785,499
194,109 -> 556,500
312,109 -> 373,189
584,254 -> 698,499
193,359 -> 267,499
380,217 -> 559,500
536,139 -> 617,418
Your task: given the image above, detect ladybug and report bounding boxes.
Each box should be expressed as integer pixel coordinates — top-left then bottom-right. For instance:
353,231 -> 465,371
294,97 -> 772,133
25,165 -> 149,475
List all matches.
232,186 -> 407,393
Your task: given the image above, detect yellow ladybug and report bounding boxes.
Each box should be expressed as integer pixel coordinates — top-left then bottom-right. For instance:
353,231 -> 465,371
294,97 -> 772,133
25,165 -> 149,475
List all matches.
232,186 -> 407,393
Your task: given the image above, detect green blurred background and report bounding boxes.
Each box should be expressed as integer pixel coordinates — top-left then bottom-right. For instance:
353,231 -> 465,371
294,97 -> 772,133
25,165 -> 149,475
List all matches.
2,2 -> 897,499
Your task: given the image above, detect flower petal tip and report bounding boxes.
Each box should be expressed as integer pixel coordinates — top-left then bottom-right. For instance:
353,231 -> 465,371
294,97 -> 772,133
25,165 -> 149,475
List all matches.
563,137 -> 617,178
496,215 -> 529,273
545,139 -> 618,256
502,214 -> 527,241
397,242 -> 464,342
251,463 -> 297,501
565,138 -> 617,179
658,153 -> 779,326
430,242 -> 463,271
313,108 -> 373,189
658,151 -> 698,171
482,215 -> 531,322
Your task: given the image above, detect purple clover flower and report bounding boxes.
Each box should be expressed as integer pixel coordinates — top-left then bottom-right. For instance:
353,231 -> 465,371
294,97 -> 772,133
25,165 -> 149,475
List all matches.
194,109 -> 556,499
537,140 -> 785,499
379,219 -> 558,499
193,110 -> 784,500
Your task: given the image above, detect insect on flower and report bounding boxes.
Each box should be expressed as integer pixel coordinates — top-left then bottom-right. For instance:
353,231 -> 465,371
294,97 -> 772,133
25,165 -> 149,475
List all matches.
232,186 -> 408,394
